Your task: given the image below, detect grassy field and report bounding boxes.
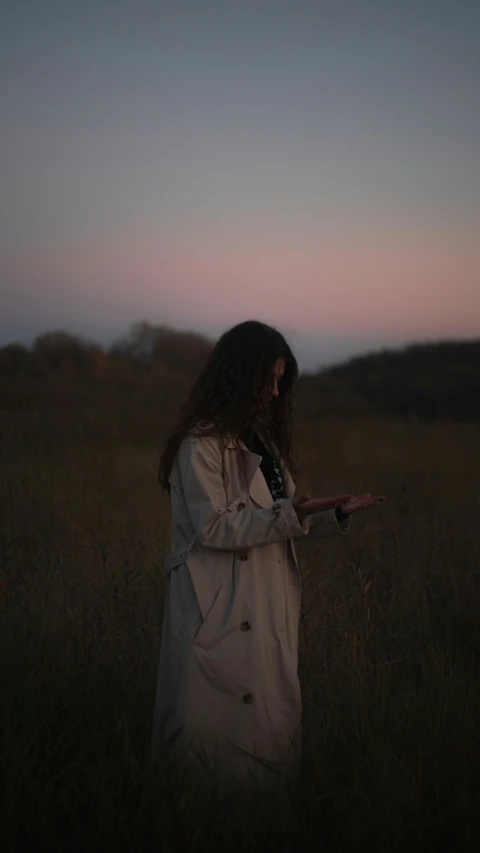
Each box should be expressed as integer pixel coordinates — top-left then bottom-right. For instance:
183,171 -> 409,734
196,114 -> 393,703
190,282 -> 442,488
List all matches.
1,397 -> 480,851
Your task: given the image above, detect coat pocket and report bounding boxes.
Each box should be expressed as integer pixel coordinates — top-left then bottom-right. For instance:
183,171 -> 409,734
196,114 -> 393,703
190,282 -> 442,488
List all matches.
192,583 -> 232,650
185,546 -> 234,626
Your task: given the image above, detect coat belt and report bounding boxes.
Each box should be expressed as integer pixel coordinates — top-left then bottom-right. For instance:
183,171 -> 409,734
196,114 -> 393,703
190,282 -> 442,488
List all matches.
163,546 -> 194,577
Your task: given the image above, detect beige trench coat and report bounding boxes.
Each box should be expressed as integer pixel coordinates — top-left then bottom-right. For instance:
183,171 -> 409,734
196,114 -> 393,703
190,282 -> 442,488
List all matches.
151,422 -> 351,802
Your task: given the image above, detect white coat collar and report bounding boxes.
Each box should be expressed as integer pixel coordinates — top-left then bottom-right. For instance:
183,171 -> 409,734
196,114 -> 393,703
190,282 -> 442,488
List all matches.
223,424 -> 296,507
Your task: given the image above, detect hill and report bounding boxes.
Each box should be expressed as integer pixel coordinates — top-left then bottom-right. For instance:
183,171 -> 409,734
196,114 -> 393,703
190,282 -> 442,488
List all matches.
0,324 -> 479,422
295,339 -> 480,421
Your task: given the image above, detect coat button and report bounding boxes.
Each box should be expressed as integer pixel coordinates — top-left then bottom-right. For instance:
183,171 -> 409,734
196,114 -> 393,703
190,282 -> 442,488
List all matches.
240,620 -> 251,631
239,553 -> 248,561
237,502 -> 245,511
242,692 -> 253,704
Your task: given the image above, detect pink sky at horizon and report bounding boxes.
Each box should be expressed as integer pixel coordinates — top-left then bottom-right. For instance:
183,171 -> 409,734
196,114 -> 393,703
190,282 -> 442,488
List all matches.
5,225 -> 479,341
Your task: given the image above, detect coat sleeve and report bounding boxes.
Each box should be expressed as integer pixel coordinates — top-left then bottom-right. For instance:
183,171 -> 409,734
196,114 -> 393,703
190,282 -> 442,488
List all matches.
301,507 -> 351,540
174,435 -> 312,551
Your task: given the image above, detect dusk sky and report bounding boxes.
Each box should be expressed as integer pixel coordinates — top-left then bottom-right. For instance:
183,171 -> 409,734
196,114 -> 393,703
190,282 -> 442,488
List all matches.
2,0 -> 479,370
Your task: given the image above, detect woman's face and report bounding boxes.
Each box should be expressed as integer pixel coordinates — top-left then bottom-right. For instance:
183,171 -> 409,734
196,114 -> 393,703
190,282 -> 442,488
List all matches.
262,357 -> 286,403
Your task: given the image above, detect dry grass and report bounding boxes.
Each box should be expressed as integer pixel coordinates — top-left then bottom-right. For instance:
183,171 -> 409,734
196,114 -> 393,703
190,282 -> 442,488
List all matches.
1,402 -> 480,852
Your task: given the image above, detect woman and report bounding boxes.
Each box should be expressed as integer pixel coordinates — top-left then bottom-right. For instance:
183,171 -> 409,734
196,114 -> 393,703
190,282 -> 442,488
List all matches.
151,320 -> 385,810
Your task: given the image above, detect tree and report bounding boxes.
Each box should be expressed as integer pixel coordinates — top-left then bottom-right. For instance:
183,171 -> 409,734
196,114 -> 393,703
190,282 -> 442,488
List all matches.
32,331 -> 98,376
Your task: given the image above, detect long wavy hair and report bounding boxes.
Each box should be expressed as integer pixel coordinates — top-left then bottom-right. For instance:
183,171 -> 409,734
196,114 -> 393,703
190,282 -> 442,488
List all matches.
158,320 -> 299,492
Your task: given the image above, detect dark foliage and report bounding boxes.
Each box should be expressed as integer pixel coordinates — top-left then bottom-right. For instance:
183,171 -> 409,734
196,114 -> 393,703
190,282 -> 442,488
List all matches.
296,339 -> 480,421
1,325 -> 479,422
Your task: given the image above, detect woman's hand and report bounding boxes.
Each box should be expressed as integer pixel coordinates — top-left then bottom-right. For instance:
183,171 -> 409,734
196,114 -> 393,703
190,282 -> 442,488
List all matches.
340,493 -> 386,515
293,493 -> 354,519
293,492 -> 386,519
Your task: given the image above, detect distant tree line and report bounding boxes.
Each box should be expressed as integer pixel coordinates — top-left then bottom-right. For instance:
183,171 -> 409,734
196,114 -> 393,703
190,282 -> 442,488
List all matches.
0,322 -> 213,383
295,340 -> 480,420
1,323 -> 479,421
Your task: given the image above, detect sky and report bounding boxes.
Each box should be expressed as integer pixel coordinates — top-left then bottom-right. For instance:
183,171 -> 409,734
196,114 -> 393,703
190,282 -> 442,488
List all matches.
1,0 -> 479,370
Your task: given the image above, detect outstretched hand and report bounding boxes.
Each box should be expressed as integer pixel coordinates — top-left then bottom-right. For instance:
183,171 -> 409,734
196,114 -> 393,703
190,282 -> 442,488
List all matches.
341,493 -> 386,514
293,493 -> 353,518
293,492 -> 386,519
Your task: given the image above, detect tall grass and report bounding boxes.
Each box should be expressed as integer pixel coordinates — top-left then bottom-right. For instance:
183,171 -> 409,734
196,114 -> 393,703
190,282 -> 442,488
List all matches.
1,402 -> 479,851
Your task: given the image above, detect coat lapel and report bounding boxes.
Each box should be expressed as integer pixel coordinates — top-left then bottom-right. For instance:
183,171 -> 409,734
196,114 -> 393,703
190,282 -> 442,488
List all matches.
248,459 -> 275,508
224,437 -> 272,508
225,426 -> 296,507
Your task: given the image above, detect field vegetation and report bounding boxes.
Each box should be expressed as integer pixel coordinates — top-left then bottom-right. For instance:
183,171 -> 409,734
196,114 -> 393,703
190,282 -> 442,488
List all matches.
1,325 -> 480,851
